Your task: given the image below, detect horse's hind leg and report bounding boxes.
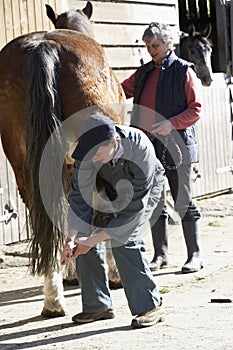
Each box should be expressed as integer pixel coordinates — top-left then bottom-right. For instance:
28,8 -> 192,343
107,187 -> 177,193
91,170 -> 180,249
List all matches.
41,271 -> 66,317
105,239 -> 122,289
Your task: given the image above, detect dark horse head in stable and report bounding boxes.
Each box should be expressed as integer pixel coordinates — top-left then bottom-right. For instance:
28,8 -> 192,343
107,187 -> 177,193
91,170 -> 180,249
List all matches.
179,23 -> 213,86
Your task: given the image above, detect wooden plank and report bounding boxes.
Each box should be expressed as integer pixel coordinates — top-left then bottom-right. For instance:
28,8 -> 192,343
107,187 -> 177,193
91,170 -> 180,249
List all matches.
17,194 -> 29,242
10,0 -> 21,38
94,23 -> 147,45
4,0 -> 14,43
5,162 -> 20,243
91,2 -> 178,25
71,0 -> 178,7
0,143 -> 6,244
26,0 -> 36,32
0,145 -> 12,244
110,0 -> 177,4
94,22 -> 180,45
192,82 -> 233,197
0,140 -> 30,245
104,46 -> 151,68
34,0 -> 43,30
18,0 -> 29,34
0,0 -> 7,48
68,0 -> 178,25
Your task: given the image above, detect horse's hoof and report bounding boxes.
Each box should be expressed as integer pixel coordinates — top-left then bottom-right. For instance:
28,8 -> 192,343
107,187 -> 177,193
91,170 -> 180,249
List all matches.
41,307 -> 66,318
109,280 -> 123,290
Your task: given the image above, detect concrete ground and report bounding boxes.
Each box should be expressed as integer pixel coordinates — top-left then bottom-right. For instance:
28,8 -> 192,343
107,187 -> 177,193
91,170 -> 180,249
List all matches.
0,192 -> 233,349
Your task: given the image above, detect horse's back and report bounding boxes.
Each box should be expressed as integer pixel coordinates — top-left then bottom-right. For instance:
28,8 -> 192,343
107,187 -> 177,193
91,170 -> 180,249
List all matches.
0,29 -> 125,204
1,30 -> 124,118
0,29 -> 125,126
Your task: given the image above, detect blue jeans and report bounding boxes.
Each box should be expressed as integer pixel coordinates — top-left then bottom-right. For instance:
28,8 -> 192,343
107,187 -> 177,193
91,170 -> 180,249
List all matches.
76,240 -> 161,316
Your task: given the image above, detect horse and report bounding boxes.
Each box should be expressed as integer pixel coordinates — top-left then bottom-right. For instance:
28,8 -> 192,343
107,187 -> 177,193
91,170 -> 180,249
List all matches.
0,1 -> 125,316
179,24 -> 213,86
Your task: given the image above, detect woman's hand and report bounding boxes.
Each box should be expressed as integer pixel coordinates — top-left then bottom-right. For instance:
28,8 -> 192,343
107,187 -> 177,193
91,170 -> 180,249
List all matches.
151,120 -> 173,136
61,231 -> 111,262
61,239 -> 77,265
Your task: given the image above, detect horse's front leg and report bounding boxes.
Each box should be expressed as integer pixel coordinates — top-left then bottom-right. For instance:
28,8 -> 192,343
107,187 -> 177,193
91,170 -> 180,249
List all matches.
41,270 -> 66,317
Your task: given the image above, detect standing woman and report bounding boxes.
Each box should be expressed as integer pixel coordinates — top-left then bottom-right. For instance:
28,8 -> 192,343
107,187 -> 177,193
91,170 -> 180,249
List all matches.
121,22 -> 203,273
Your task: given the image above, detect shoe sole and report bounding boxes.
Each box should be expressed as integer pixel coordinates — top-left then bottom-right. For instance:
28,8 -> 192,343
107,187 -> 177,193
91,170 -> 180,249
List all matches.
181,265 -> 203,274
131,316 -> 164,328
72,312 -> 115,324
150,263 -> 168,272
131,313 -> 165,328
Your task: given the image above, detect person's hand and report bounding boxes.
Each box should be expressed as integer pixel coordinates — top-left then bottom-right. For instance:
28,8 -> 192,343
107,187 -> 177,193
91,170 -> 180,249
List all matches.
72,237 -> 93,259
61,239 -> 77,265
151,120 -> 173,136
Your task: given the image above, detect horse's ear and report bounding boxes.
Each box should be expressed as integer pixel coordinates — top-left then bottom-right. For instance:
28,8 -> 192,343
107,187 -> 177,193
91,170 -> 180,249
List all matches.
82,1 -> 93,19
202,23 -> 212,38
45,4 -> 57,26
188,23 -> 197,36
179,31 -> 189,39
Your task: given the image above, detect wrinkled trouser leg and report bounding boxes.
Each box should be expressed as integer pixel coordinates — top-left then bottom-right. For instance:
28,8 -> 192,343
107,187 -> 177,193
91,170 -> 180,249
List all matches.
112,240 -> 161,316
167,164 -> 202,272
76,242 -> 112,313
150,186 -> 169,270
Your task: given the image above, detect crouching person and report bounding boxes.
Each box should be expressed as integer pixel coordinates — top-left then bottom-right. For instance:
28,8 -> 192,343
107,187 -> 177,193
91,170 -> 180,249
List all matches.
61,114 -> 165,328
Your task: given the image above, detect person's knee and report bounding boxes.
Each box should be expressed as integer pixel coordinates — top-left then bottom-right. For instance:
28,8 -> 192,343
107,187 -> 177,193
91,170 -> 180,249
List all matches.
181,209 -> 201,221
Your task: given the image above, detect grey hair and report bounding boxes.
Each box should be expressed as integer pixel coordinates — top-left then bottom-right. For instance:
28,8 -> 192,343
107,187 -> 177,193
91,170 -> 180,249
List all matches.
142,22 -> 174,49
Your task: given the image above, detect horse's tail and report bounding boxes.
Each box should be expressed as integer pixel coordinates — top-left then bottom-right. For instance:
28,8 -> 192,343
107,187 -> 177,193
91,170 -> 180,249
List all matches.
26,39 -> 67,276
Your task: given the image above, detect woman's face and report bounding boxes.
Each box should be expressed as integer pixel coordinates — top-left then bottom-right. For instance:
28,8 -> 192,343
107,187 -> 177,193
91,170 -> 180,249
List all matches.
145,37 -> 170,64
91,139 -> 117,164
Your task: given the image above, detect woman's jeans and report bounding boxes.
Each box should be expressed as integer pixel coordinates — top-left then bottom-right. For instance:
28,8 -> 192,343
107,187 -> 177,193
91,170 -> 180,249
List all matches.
76,239 -> 161,316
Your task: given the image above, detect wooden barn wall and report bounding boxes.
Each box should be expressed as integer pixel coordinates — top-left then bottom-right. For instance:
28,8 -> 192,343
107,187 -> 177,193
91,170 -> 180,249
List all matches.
192,82 -> 233,198
0,143 -> 30,245
67,0 -> 180,81
0,0 -> 59,50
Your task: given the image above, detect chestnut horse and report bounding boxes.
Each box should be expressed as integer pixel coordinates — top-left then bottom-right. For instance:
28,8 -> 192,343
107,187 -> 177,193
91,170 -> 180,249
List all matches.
0,1 -> 125,316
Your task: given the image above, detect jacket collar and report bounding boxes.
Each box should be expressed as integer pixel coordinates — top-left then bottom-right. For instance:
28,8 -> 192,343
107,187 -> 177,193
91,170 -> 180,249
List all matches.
147,51 -> 178,71
160,51 -> 177,69
144,51 -> 178,74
